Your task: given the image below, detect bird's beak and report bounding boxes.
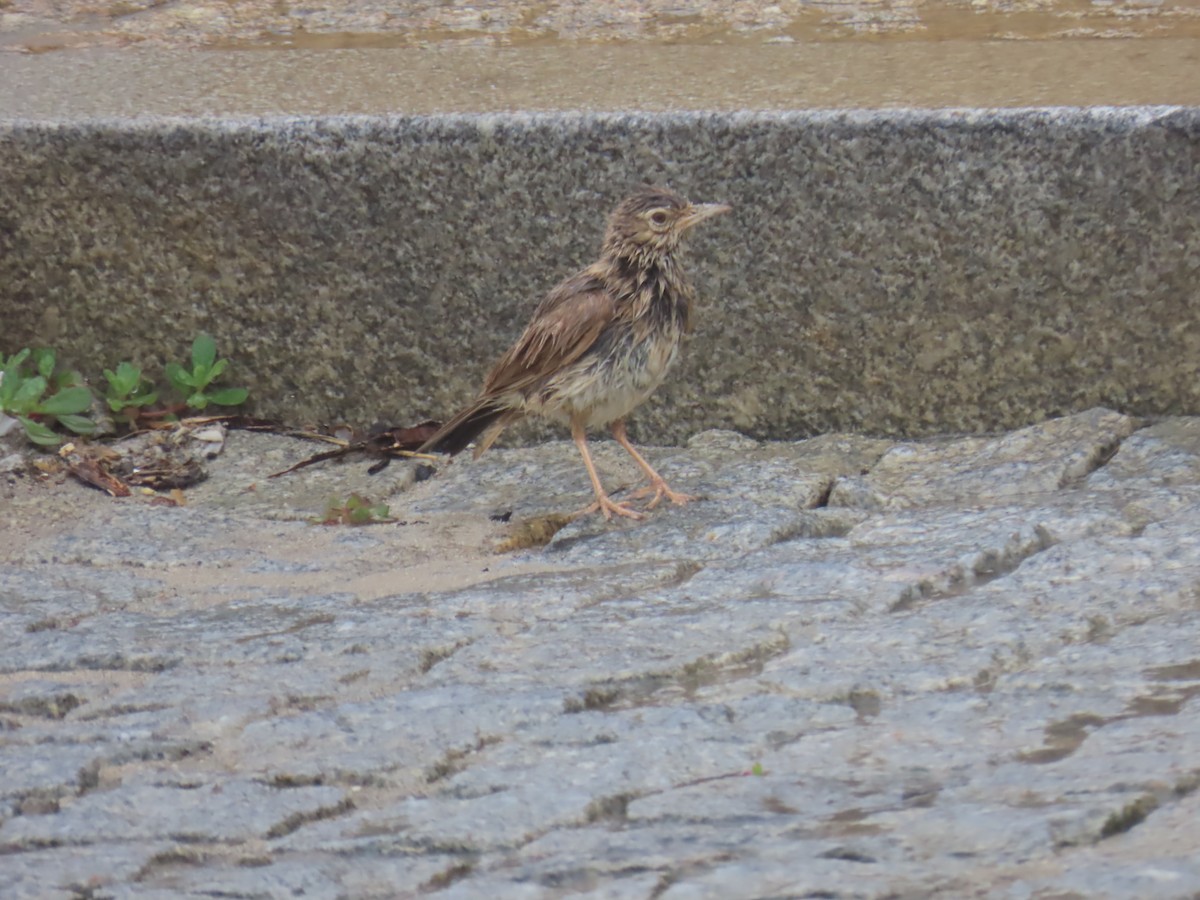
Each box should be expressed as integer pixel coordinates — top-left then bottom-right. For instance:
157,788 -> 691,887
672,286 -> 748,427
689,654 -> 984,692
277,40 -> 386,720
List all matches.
678,202 -> 731,231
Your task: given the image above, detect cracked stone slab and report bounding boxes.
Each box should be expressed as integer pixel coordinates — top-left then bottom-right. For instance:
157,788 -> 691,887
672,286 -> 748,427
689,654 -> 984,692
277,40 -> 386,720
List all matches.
1,409 -> 1199,896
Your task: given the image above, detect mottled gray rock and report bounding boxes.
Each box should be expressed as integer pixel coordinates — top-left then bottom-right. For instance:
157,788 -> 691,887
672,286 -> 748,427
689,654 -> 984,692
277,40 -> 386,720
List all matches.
0,413 -> 27,475
2,409 -> 1199,896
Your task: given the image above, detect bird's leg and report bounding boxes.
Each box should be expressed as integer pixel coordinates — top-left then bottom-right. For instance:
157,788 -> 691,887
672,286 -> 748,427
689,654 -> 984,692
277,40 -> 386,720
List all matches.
571,418 -> 644,521
611,419 -> 695,509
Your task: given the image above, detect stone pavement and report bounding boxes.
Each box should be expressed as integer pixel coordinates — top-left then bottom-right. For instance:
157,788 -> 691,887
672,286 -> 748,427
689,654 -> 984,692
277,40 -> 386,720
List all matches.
2,407 -> 1200,898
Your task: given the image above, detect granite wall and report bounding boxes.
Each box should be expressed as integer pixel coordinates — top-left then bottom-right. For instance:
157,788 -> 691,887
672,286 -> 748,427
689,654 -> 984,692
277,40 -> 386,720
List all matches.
2,108 -> 1197,440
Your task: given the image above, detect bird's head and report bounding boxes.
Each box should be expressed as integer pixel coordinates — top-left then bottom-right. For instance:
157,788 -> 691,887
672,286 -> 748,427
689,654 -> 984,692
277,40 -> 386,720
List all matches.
602,186 -> 730,262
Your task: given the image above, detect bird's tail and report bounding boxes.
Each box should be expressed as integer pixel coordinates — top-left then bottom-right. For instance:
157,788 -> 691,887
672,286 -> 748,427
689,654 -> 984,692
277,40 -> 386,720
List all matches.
419,396 -> 521,458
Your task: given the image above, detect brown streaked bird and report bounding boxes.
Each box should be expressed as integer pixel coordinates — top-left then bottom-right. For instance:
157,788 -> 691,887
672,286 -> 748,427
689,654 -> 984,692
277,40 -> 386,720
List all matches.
420,185 -> 729,520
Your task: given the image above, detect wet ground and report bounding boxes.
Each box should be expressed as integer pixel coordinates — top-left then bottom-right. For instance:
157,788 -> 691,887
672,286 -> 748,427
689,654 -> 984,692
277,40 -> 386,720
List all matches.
2,0 -> 1200,115
5,0 -> 1200,50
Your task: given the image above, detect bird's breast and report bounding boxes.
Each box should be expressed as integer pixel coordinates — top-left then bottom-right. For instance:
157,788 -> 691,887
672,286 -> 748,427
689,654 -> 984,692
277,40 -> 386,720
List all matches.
526,258 -> 693,427
534,320 -> 684,428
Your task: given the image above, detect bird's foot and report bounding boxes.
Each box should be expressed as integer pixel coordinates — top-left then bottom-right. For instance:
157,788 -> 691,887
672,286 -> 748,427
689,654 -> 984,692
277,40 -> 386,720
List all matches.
628,478 -> 695,510
577,494 -> 645,521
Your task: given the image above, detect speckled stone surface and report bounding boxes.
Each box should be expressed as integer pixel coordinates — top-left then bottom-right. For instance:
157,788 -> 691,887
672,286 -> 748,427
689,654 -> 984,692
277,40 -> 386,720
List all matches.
3,409 -> 1200,897
3,108 -> 1199,439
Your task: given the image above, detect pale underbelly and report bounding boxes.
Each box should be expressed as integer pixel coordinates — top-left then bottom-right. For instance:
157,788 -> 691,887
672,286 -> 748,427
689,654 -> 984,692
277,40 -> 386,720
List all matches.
527,329 -> 682,429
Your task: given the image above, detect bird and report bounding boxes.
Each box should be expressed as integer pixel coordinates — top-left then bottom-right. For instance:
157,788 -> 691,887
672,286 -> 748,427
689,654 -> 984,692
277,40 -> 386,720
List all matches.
419,185 -> 729,520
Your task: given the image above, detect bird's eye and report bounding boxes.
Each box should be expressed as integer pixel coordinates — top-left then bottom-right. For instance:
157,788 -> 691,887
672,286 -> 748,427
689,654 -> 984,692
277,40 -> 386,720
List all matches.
648,210 -> 670,228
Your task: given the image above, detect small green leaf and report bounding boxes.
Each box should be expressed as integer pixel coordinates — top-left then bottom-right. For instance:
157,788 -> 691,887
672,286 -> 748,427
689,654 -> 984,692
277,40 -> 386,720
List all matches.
206,387 -> 248,407
37,386 -> 93,416
2,350 -> 32,404
18,416 -> 60,446
126,390 -> 158,408
56,414 -> 97,435
751,762 -> 765,776
165,361 -> 194,392
53,369 -> 85,390
187,392 -> 208,410
112,361 -> 140,392
192,334 -> 217,372
33,348 -> 55,380
12,375 -> 48,413
208,358 -> 229,382
106,365 -> 157,412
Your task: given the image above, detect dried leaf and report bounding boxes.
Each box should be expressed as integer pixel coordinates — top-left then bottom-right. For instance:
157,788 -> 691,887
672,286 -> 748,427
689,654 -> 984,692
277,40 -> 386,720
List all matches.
59,443 -> 131,497
494,513 -> 578,553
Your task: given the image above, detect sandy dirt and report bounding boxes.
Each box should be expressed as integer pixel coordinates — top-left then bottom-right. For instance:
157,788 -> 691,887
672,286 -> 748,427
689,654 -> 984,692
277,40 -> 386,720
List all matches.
3,0 -> 1200,52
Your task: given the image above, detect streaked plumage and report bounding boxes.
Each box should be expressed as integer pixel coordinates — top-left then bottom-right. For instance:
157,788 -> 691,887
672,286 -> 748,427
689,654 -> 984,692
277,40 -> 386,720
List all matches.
420,186 -> 729,519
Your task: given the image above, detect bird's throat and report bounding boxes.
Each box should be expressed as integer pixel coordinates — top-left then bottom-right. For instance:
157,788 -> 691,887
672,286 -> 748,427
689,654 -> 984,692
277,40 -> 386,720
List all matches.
606,252 -> 692,335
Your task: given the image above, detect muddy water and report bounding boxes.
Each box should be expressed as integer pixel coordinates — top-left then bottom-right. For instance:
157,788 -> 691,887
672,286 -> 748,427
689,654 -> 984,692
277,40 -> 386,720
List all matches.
1,0 -> 1199,116
1,38 -> 1198,118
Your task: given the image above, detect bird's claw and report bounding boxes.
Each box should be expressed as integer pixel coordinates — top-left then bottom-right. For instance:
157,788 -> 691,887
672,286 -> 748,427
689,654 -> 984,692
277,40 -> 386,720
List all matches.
628,479 -> 695,510
578,495 -> 645,521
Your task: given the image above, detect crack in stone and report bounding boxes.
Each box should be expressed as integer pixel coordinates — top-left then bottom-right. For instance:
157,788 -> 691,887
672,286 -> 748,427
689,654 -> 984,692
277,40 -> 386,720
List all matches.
1097,793 -> 1159,841
1019,686 -> 1200,768
41,655 -> 180,674
0,692 -> 85,719
890,523 -> 1056,613
818,845 -> 877,863
263,797 -> 356,840
233,612 -> 337,644
1058,427 -> 1132,488
423,733 -> 503,784
582,791 -> 637,824
419,859 -> 476,892
418,638 -> 474,675
61,741 -> 215,799
12,789 -> 62,817
563,632 -> 792,713
134,845 -> 218,880
1146,658 -> 1200,681
75,702 -> 170,722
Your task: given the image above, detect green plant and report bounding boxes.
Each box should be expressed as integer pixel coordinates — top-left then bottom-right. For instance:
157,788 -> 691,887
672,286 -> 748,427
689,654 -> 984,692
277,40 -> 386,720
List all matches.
165,334 -> 248,410
315,494 -> 394,526
0,348 -> 96,446
102,361 -> 159,419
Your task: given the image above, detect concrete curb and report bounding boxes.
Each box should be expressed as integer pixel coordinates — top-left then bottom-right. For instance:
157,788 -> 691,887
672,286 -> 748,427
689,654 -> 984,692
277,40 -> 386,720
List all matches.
3,107 -> 1198,439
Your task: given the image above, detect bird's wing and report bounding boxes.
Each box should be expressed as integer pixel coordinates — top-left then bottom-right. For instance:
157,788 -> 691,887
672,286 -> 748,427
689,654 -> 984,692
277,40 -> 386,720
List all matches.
482,282 -> 618,396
